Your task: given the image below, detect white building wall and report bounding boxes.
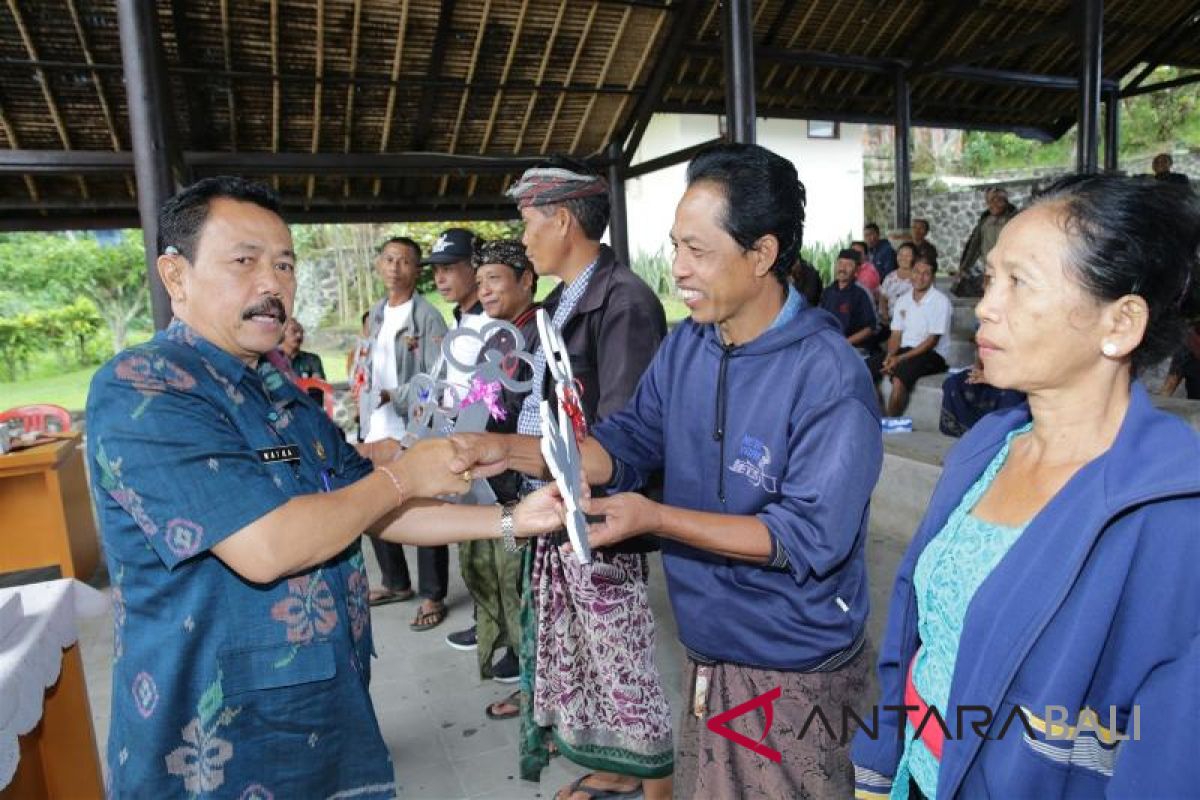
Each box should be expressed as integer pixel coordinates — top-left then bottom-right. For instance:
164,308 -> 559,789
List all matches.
623,114 -> 865,263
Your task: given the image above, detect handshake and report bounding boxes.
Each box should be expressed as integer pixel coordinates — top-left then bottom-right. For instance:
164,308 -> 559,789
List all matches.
356,432 -> 578,542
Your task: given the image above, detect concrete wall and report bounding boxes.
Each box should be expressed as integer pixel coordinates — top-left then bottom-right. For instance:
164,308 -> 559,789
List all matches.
625,114 -> 865,261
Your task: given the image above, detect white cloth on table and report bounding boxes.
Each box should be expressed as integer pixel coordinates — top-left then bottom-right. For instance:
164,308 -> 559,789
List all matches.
0,579 -> 107,789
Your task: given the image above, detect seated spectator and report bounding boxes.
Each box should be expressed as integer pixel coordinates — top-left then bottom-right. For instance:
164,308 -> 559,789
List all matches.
953,187 -> 1016,297
911,217 -> 938,270
1152,153 -> 1191,187
790,256 -> 824,307
939,349 -> 1026,437
1160,321 -> 1200,399
867,257 -> 952,416
879,242 -> 916,325
280,317 -> 326,379
820,248 -> 878,352
864,221 -> 897,279
851,240 -> 882,294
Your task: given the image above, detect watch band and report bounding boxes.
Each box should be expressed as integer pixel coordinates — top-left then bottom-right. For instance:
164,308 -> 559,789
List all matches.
500,501 -> 520,553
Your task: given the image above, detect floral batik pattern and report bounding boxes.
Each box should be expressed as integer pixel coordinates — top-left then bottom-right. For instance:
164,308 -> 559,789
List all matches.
270,570 -> 338,644
346,553 -> 370,644
113,351 -> 197,418
165,674 -> 242,795
95,440 -> 158,537
523,540 -> 674,779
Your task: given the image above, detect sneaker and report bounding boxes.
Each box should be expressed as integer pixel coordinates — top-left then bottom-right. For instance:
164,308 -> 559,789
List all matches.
491,649 -> 520,684
445,626 -> 477,651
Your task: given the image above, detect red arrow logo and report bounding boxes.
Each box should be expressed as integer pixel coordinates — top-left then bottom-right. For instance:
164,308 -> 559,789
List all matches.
706,686 -> 783,763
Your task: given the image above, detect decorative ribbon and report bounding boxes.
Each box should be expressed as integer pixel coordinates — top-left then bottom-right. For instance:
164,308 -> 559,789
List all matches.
461,377 -> 507,422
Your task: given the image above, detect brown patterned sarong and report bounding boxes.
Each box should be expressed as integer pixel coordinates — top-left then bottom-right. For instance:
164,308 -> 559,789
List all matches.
676,645 -> 873,800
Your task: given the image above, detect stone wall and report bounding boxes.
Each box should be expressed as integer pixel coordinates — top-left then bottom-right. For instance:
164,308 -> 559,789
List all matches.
864,177 -> 1049,269
865,150 -> 1199,270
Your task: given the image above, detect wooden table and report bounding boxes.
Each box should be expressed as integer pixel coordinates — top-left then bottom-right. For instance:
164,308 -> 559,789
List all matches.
0,434 -> 99,581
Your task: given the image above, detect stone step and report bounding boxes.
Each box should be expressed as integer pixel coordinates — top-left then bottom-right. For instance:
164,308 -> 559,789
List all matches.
870,430 -> 955,539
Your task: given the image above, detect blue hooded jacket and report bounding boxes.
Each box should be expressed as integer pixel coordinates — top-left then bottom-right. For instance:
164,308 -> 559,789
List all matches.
592,301 -> 883,670
852,382 -> 1200,799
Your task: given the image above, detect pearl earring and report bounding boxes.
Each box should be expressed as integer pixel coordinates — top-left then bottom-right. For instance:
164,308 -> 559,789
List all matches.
1102,342 -> 1118,357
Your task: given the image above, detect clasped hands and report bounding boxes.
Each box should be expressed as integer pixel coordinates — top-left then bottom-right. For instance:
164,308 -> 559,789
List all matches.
438,432 -> 664,549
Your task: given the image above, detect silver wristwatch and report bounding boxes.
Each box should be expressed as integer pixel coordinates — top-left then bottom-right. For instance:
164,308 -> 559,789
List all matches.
500,501 -> 520,553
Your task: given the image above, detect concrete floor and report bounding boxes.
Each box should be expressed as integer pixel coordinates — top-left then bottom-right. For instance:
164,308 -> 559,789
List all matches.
76,527 -> 908,799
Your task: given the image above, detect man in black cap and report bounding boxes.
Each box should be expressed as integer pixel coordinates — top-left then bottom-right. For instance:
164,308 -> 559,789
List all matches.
394,227 -> 490,633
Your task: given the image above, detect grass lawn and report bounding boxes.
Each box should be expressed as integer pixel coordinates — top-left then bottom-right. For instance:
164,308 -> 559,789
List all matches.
2,290 -> 690,412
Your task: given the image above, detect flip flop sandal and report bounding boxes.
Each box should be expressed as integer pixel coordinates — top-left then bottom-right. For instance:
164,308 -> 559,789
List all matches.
409,602 -> 447,631
484,691 -> 521,720
556,773 -> 643,800
368,588 -> 414,607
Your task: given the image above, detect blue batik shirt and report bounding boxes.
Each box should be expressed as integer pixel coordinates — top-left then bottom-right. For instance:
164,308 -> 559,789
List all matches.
86,319 -> 394,799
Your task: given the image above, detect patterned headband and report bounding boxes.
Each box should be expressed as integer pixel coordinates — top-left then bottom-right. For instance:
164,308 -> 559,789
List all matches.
473,239 -> 532,273
506,167 -> 609,209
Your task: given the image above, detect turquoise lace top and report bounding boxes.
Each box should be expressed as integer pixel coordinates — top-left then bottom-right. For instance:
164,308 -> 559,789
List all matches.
891,422 -> 1033,800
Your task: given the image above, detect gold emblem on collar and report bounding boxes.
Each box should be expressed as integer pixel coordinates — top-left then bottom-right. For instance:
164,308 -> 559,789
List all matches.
315,440 -> 327,461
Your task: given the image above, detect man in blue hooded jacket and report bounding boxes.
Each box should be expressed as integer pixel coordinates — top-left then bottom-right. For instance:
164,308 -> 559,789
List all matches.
450,143 -> 884,798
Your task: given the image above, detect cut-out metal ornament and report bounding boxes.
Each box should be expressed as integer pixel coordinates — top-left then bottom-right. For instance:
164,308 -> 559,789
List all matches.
535,309 -> 590,564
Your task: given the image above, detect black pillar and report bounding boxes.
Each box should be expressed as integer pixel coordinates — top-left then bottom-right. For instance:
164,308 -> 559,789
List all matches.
722,0 -> 756,143
1104,88 -> 1120,172
606,141 -> 631,267
1076,0 -> 1103,174
894,70 -> 912,231
117,0 -> 182,330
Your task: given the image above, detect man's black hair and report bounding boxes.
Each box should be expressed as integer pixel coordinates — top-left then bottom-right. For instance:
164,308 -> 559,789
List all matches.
157,176 -> 282,262
685,143 -> 806,283
379,236 -> 422,260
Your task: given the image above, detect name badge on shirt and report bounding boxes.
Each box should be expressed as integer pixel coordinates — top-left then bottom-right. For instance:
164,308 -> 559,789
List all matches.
258,445 -> 300,464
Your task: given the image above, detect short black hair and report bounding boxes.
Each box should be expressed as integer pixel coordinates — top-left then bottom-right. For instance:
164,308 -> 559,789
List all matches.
685,142 -> 806,283
837,248 -> 862,266
864,222 -> 881,235
896,241 -> 917,259
380,236 -> 421,260
158,176 -> 281,262
912,254 -> 937,274
1032,173 -> 1200,372
913,217 -> 930,231
532,155 -> 610,241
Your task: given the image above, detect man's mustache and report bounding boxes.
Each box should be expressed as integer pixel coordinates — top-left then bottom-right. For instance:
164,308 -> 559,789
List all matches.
242,297 -> 286,322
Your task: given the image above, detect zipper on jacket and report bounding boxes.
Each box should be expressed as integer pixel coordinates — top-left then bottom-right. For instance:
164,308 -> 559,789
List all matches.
714,343 -> 734,505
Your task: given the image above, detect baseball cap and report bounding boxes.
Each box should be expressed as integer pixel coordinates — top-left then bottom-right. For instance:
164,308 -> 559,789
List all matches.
421,228 -> 475,266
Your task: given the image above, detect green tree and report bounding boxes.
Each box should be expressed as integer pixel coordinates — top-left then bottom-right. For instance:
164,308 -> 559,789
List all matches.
0,231 -> 148,353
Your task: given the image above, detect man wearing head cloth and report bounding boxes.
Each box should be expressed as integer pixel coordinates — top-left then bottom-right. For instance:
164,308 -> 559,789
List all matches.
481,158 -> 673,799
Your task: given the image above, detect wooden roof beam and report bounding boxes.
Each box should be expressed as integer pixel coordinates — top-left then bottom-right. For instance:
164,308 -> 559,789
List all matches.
439,0 -> 493,198
307,0 -> 325,201
616,0 -> 696,166
270,0 -> 280,190
598,7 -> 665,154
411,0 -> 459,152
0,102 -> 39,202
468,0 -> 530,199
219,0 -> 238,150
64,0 -> 134,199
569,6 -> 632,154
341,0 -> 363,198
6,0 -> 87,199
538,2 -> 600,153
169,0 -> 215,151
373,0 -> 411,198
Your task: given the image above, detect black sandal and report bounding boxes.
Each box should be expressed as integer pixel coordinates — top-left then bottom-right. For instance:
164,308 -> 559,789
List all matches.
484,690 -> 521,720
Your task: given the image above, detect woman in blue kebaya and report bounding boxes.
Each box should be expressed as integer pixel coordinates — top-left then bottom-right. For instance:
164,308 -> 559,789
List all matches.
853,175 -> 1200,799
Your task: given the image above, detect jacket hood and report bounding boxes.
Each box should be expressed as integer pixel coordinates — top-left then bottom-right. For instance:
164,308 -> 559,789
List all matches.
691,303 -> 844,357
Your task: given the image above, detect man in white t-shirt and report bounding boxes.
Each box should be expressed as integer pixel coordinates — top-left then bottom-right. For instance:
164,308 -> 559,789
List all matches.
362,236 -> 448,611
866,256 -> 952,416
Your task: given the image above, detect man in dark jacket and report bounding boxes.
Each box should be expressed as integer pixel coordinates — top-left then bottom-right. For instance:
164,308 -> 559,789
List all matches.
452,143 -> 882,799
864,222 -> 896,279
953,187 -> 1017,297
473,157 -> 672,800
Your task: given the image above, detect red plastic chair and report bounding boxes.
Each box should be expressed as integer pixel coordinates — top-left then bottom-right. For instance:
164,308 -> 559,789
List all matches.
295,378 -> 336,419
0,403 -> 73,434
